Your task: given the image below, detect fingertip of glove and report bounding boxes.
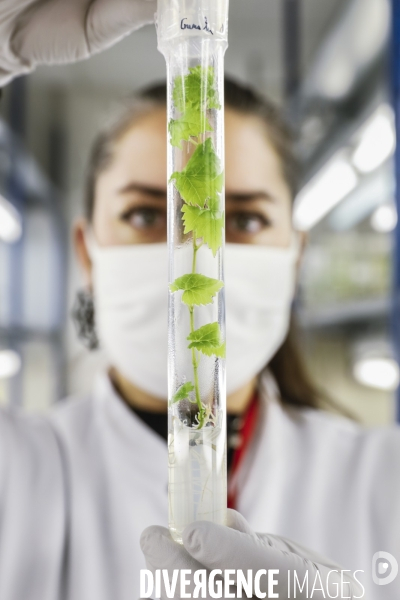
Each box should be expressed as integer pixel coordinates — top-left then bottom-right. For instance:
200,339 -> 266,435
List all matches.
226,509 -> 241,527
140,525 -> 170,556
140,525 -> 158,553
182,521 -> 207,555
226,509 -> 254,534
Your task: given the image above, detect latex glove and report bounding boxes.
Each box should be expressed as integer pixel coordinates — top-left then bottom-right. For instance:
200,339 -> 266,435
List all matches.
140,510 -> 365,599
0,0 -> 156,86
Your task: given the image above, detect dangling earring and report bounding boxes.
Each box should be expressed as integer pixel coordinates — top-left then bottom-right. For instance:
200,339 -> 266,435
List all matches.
71,289 -> 99,350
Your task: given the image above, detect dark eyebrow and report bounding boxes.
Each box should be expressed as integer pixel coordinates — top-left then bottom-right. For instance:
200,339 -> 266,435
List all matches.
226,191 -> 275,203
117,184 -> 274,203
118,182 -> 166,198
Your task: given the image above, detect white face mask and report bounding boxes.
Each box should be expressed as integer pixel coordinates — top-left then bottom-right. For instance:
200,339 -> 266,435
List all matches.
89,240 -> 298,398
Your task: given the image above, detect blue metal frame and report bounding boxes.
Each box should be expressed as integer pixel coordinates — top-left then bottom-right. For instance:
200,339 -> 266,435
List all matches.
7,76 -> 27,407
392,0 -> 400,421
3,78 -> 68,406
283,0 -> 301,99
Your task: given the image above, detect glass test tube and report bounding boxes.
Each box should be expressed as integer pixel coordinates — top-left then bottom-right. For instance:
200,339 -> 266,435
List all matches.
157,0 -> 229,543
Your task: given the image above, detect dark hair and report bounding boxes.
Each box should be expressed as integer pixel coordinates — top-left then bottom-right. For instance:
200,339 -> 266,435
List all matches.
85,78 -> 299,219
84,78 -> 324,412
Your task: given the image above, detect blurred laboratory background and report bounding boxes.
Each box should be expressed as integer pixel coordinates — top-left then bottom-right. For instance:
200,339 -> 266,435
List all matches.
0,0 -> 398,425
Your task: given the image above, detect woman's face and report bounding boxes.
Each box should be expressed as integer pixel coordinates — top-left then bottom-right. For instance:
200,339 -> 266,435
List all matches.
92,107 -> 293,248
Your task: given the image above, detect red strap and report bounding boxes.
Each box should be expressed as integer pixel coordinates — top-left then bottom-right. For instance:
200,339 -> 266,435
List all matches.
227,393 -> 259,509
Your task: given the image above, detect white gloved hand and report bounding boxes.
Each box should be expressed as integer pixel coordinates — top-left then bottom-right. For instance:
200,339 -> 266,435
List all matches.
140,510 -> 365,599
0,0 -> 156,86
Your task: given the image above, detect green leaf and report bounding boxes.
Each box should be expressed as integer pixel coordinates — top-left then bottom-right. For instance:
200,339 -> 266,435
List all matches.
172,382 -> 195,403
182,197 -> 224,256
170,273 -> 223,306
172,66 -> 221,113
206,195 -> 221,212
170,138 -> 224,207
168,109 -> 212,149
187,322 -> 226,358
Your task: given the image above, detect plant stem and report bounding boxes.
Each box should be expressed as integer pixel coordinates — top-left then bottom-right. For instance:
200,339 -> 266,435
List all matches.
190,235 -> 203,427
189,309 -> 201,406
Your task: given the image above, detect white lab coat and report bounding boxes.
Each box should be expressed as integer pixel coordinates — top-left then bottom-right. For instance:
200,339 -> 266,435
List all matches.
0,371 -> 399,600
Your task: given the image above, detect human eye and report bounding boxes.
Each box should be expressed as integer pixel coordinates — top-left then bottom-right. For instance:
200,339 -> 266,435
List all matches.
120,206 -> 166,232
226,211 -> 271,235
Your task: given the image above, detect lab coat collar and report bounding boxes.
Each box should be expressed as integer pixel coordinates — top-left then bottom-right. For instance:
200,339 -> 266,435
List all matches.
257,369 -> 281,407
93,369 -> 168,455
93,367 -> 281,438
94,367 -> 279,426
91,367 -> 281,495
